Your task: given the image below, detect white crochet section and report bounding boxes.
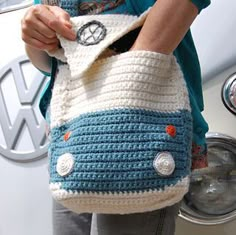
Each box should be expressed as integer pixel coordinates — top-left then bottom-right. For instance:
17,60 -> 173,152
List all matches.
47,48 -> 67,63
55,11 -> 149,77
49,177 -> 189,214
50,50 -> 191,128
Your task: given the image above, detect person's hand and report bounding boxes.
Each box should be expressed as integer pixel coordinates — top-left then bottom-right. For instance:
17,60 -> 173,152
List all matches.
21,4 -> 76,53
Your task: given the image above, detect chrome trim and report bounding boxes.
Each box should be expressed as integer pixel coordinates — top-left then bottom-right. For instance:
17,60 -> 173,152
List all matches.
222,73 -> 236,115
0,0 -> 32,13
178,209 -> 236,226
206,131 -> 236,141
179,132 -> 236,225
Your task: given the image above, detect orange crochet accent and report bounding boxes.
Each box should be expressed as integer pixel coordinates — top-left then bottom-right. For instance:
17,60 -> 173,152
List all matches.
64,131 -> 72,141
166,125 -> 176,138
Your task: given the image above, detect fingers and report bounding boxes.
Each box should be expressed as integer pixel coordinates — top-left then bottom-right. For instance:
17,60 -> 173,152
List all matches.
22,18 -> 58,43
46,6 -> 73,29
26,37 -> 60,52
21,4 -> 76,52
22,26 -> 59,51
33,5 -> 76,40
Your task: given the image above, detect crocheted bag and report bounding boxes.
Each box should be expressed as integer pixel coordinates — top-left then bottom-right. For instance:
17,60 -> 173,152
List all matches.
47,11 -> 193,214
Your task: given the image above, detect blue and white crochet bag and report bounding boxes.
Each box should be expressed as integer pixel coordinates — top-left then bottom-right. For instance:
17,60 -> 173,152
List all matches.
47,11 -> 193,214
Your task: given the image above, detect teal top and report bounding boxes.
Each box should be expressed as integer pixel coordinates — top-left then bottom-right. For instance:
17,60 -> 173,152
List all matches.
35,0 -> 210,146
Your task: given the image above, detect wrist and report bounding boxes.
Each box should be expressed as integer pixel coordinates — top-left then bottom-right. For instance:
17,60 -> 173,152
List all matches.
25,44 -> 52,73
130,40 -> 172,55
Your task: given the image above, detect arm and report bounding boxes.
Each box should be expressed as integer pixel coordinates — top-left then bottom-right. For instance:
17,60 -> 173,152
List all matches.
131,0 -> 199,54
21,5 -> 76,73
24,46 -> 52,73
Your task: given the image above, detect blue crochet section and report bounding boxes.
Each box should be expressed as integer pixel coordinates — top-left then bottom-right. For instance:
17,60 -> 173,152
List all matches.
49,108 -> 192,193
60,0 -> 79,16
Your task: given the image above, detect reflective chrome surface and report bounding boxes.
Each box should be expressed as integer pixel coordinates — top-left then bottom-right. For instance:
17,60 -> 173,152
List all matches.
179,132 -> 236,225
222,73 -> 236,115
0,0 -> 32,13
0,56 -> 49,162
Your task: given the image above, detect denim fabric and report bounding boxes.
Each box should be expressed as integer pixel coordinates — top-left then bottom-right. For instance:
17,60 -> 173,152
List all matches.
53,201 -> 92,235
53,200 -> 180,235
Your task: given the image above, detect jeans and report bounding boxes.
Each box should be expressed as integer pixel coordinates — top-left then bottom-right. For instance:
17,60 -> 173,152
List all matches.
52,200 -> 180,235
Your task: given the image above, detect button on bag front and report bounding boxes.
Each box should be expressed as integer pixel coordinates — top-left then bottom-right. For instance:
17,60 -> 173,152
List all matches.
47,10 -> 193,214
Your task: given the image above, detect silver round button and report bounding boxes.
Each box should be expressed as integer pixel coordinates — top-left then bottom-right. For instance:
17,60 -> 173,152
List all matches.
153,152 -> 175,176
56,153 -> 75,177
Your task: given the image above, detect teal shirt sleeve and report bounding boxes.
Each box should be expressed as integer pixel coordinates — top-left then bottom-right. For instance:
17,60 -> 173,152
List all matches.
126,0 -> 210,16
191,0 -> 211,13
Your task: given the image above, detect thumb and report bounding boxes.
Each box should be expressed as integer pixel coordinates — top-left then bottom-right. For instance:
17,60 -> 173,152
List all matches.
48,6 -> 72,27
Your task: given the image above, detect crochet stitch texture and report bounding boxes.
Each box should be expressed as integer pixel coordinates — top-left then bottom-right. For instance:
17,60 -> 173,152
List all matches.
48,12 -> 193,214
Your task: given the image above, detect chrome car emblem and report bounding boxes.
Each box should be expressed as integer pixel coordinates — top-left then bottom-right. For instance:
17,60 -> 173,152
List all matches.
0,56 -> 49,162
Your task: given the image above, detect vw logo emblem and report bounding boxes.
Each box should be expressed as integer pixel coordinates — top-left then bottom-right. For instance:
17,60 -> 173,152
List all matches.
77,20 -> 107,46
0,55 -> 49,162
